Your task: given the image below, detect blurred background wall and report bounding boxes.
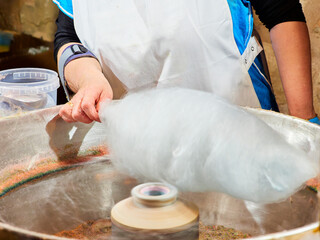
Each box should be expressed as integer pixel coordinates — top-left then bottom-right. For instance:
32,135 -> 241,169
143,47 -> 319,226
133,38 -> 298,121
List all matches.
0,0 -> 319,112
0,0 -> 58,41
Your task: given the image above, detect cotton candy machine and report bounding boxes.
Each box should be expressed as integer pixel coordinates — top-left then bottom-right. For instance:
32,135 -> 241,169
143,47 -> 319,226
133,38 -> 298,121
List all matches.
0,106 -> 319,240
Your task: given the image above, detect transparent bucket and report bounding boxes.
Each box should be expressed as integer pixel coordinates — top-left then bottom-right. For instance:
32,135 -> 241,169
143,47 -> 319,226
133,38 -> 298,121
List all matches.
0,68 -> 60,117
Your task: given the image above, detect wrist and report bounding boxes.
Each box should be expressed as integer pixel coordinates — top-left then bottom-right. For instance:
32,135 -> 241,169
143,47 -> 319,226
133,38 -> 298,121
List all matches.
308,114 -> 318,121
58,44 -> 99,100
287,102 -> 316,120
65,57 -> 104,91
69,66 -> 113,100
308,115 -> 320,125
291,112 -> 317,120
81,72 -> 111,90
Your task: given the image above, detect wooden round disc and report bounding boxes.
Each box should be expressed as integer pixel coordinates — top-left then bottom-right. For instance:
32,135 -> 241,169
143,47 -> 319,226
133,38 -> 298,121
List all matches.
111,197 -> 199,233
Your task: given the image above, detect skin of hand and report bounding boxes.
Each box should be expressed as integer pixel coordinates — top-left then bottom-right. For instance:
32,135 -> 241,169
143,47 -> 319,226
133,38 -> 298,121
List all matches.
270,21 -> 316,120
57,43 -> 113,123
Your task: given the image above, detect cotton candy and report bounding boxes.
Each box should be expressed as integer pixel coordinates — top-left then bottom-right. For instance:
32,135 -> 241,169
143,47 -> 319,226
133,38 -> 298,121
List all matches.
99,88 -> 318,203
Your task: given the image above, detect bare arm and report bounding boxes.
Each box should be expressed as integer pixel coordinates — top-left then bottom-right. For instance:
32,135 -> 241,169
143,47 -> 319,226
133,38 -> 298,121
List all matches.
54,10 -> 113,124
57,43 -> 113,123
270,21 -> 316,119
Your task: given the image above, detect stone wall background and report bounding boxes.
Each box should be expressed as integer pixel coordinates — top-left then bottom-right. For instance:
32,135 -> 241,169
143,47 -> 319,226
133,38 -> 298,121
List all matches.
0,0 -> 58,42
0,0 -> 319,114
254,0 -> 320,115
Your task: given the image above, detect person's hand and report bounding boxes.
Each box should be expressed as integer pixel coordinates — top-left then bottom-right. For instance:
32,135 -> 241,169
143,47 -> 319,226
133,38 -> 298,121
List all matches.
59,76 -> 113,124
57,49 -> 113,124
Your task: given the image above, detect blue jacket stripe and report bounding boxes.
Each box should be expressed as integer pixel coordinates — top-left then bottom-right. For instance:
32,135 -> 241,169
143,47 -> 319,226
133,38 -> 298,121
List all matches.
226,0 -> 253,55
52,0 -> 73,19
248,56 -> 279,111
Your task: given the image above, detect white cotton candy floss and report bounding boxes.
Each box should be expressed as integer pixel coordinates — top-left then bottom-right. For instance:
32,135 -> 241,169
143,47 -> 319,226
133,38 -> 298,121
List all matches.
99,88 -> 318,203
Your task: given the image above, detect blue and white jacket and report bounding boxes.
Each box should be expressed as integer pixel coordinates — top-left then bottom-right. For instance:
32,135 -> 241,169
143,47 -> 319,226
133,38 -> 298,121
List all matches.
53,0 -> 279,111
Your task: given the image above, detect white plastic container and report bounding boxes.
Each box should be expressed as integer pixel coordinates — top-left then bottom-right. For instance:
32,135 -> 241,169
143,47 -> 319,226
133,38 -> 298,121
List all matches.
0,68 -> 60,117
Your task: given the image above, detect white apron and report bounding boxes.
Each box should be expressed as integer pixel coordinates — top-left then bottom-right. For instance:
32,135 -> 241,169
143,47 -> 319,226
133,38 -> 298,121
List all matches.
72,0 -> 261,107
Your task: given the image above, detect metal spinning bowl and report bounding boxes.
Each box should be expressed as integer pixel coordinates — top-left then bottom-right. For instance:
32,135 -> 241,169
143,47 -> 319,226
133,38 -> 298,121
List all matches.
0,106 -> 319,240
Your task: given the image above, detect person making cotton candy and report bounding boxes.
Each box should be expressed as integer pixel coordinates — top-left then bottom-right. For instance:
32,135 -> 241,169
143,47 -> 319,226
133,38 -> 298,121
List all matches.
53,0 -> 319,125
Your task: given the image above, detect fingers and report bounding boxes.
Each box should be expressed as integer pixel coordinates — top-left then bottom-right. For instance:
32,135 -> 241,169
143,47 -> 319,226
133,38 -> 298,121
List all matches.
59,86 -> 113,124
96,91 -> 113,112
78,84 -> 113,122
59,91 -> 93,124
72,95 -> 93,124
81,90 -> 101,122
59,102 -> 74,123
59,81 -> 113,124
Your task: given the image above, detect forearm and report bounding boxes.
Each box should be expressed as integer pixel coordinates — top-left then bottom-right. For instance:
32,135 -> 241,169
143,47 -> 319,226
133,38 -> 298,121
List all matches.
57,43 -> 113,123
270,21 -> 316,119
57,43 -> 107,93
54,9 -> 112,123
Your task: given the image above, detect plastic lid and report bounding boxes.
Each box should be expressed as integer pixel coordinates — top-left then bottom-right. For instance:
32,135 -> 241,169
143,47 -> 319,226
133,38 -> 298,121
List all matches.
0,68 -> 60,95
